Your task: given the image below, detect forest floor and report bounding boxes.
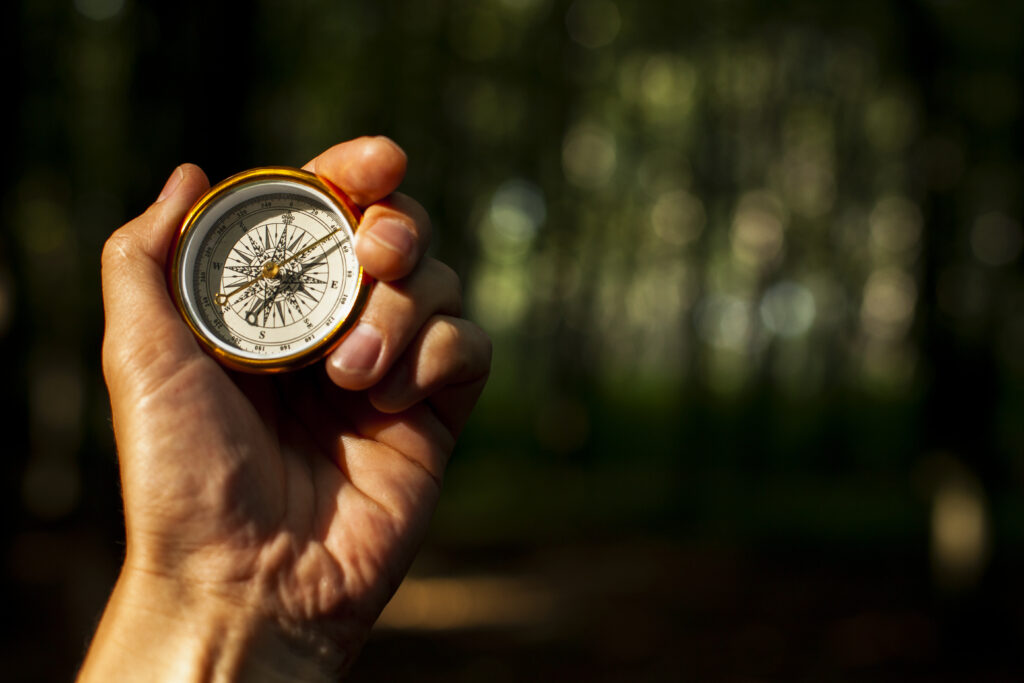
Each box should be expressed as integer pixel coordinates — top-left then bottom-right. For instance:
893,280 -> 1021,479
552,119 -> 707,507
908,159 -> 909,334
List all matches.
351,538 -> 1023,682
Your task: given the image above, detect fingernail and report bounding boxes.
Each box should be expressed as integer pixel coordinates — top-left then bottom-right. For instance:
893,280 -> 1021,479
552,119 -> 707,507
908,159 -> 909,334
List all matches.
331,323 -> 382,373
157,166 -> 184,202
361,218 -> 415,259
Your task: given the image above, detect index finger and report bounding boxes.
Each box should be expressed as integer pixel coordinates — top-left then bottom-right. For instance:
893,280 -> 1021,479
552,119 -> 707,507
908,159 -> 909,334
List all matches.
302,136 -> 407,207
307,137 -> 431,281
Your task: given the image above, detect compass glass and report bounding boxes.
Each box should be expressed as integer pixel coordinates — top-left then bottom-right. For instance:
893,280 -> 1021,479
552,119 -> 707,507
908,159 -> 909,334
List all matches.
171,168 -> 370,371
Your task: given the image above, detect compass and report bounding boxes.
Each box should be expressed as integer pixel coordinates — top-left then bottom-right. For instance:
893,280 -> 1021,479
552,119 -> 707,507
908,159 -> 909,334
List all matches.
168,166 -> 373,372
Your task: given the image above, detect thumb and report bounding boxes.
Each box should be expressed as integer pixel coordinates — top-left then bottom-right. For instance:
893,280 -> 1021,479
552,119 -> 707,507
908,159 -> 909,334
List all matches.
101,164 -> 211,398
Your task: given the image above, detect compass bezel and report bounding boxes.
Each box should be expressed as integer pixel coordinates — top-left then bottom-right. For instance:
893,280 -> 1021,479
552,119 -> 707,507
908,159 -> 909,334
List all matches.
167,166 -> 373,373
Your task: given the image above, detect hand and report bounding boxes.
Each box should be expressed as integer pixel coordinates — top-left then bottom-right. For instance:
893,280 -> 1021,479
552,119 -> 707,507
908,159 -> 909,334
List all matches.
79,137 -> 491,681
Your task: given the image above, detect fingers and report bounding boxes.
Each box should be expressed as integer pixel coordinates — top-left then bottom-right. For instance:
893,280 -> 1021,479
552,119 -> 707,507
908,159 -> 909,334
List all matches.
369,316 -> 492,435
326,258 -> 462,391
357,193 -> 433,283
101,164 -> 211,394
304,137 -> 428,283
302,136 -> 407,208
309,138 -> 490,442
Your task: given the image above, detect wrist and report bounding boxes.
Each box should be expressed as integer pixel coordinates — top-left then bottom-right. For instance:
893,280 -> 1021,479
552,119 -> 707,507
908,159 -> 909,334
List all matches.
78,567 -> 352,682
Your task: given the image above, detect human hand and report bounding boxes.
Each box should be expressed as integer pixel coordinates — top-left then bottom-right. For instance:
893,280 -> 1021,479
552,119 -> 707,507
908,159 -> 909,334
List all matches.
79,138 -> 490,681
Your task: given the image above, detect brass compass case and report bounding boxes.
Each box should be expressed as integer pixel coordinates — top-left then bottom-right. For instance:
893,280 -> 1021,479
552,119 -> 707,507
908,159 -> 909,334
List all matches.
167,167 -> 373,373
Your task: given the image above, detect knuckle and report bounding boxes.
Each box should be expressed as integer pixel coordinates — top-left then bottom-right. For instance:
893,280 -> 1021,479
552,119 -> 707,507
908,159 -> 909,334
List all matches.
101,231 -> 135,270
379,192 -> 432,244
429,318 -> 489,379
442,323 -> 473,377
433,317 -> 463,352
422,317 -> 463,371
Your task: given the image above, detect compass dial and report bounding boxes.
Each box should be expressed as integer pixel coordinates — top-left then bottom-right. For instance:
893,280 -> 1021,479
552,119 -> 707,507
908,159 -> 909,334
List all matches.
169,167 -> 372,372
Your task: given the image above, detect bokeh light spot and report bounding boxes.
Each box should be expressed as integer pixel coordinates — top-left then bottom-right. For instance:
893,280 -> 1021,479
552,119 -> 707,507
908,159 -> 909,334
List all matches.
562,122 -> 617,189
470,267 -> 530,332
650,190 -> 705,247
636,55 -> 698,122
933,484 -> 988,585
479,179 -> 546,264
761,281 -> 816,338
860,267 -> 917,341
698,293 -> 752,351
493,180 -> 547,237
730,191 -> 787,270
923,455 -> 990,593
378,575 -> 553,630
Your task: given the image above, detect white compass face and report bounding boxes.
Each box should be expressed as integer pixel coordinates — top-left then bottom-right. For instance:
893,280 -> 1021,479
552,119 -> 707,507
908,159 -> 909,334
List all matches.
173,173 -> 366,369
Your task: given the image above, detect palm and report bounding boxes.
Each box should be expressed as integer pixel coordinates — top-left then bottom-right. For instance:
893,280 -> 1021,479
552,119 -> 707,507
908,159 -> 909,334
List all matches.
119,350 -> 442,630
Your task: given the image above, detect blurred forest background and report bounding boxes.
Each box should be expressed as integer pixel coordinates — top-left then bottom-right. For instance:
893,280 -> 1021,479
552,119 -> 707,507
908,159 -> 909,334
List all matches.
2,0 -> 1023,680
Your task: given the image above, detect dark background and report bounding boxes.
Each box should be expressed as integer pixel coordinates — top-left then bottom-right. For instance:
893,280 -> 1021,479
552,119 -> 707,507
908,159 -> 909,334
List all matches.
3,0 -> 1023,680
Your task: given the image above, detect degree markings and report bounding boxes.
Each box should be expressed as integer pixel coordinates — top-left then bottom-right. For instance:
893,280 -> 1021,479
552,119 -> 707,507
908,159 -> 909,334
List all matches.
191,192 -> 359,354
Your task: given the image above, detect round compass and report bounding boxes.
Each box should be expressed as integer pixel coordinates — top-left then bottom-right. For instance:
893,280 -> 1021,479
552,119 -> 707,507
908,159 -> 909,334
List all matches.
168,166 -> 373,372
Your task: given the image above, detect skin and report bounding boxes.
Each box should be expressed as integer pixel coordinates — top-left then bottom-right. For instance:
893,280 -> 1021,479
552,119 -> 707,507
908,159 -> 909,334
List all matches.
78,137 -> 491,681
